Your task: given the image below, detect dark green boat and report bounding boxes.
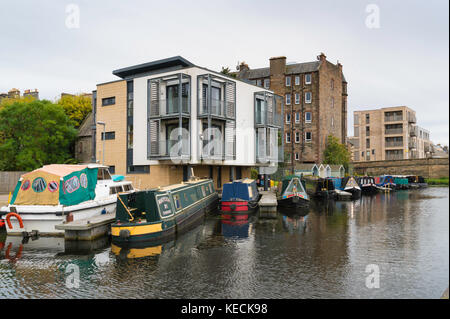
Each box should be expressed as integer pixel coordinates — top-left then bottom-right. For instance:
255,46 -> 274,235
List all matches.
277,175 -> 310,213
111,179 -> 218,244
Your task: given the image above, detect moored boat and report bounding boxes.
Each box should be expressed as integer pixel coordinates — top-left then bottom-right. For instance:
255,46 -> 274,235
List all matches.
330,176 -> 361,199
303,176 -> 336,199
220,179 -> 260,221
357,176 -> 378,195
277,175 -> 310,212
393,176 -> 409,190
0,164 -> 135,236
111,179 -> 218,244
376,175 -> 396,190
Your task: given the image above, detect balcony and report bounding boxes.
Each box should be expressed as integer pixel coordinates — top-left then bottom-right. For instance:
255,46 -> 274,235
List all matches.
409,125 -> 418,136
149,98 -> 189,118
149,139 -> 190,160
200,138 -> 235,161
385,141 -> 403,148
256,127 -> 282,163
198,99 -> 235,119
385,153 -> 404,160
424,144 -> 431,153
408,113 -> 416,123
385,128 -> 403,135
384,114 -> 403,122
408,140 -> 417,149
254,92 -> 283,128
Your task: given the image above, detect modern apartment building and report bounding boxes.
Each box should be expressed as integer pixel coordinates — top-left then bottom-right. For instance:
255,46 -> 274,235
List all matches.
352,106 -> 432,161
93,56 -> 283,189
236,53 -> 347,166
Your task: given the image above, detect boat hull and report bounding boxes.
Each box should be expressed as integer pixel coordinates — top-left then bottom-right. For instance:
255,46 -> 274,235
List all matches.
220,200 -> 258,221
344,187 -> 361,199
0,199 -> 117,236
361,184 -> 378,195
111,193 -> 218,244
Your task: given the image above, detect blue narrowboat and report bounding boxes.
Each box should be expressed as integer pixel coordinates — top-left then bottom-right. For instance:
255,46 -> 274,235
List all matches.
330,176 -> 361,199
376,175 -> 396,190
357,176 -> 378,194
220,179 -> 260,221
111,179 -> 218,244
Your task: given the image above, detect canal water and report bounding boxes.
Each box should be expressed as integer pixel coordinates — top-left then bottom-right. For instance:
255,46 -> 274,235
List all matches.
0,187 -> 448,299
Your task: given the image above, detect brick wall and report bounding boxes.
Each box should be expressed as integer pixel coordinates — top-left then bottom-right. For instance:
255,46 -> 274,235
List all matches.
352,158 -> 449,178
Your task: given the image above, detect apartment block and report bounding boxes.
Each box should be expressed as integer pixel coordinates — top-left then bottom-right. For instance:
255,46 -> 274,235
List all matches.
236,52 -> 347,166
93,56 -> 283,189
352,106 -> 432,161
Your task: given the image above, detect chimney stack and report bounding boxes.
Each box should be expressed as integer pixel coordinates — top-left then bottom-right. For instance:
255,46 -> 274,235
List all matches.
317,52 -> 327,62
269,56 -> 286,76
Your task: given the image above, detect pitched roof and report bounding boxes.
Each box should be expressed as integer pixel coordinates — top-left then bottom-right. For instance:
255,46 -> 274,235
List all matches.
239,61 -> 321,80
296,163 -> 318,171
328,164 -> 344,171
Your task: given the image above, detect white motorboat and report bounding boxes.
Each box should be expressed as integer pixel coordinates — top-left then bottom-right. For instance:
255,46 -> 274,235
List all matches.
0,164 -> 135,236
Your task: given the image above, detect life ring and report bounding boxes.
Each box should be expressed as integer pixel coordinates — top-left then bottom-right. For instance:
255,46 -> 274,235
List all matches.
6,212 -> 24,229
5,243 -> 23,262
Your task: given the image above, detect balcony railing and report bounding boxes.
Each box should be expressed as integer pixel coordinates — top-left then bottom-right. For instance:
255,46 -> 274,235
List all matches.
424,144 -> 431,153
408,140 -> 417,149
385,128 -> 403,135
385,141 -> 403,148
255,111 -> 282,127
385,115 -> 403,122
198,99 -> 235,119
386,154 -> 404,160
149,139 -> 190,159
409,125 -> 418,136
408,113 -> 416,123
149,98 -> 189,117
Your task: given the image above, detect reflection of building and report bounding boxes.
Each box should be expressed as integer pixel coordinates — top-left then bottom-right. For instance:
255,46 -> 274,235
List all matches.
351,106 -> 432,161
236,53 -> 347,165
93,56 -> 283,189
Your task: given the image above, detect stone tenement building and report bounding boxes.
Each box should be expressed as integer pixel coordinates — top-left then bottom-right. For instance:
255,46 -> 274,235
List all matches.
236,53 -> 348,165
351,106 -> 432,162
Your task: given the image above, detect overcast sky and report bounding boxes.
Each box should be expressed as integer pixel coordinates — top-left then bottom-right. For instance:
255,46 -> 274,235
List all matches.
1,0 -> 448,145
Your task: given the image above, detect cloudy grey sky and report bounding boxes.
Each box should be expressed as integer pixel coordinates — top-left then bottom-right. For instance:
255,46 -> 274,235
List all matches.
1,0 -> 448,144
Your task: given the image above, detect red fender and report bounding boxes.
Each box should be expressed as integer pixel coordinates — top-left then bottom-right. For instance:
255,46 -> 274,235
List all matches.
6,212 -> 24,229
5,243 -> 23,262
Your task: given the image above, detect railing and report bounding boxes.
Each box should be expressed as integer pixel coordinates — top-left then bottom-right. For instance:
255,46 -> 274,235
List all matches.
198,99 -> 235,119
409,126 -> 417,136
200,139 -> 225,160
408,113 -> 416,123
255,111 -> 282,127
385,141 -> 403,148
385,154 -> 404,160
384,115 -> 403,122
149,98 -> 189,117
385,128 -> 403,135
408,140 -> 417,149
149,139 -> 190,159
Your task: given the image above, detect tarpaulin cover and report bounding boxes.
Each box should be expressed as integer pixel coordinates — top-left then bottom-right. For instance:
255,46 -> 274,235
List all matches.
10,165 -> 98,206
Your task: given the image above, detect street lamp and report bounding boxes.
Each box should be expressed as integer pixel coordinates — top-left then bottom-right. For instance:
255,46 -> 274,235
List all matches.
97,121 -> 106,165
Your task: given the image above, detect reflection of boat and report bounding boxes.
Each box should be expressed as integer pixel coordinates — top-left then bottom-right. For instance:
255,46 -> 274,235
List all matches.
221,219 -> 250,239
281,214 -> 308,234
0,164 -> 135,236
111,179 -> 218,244
277,175 -> 310,210
220,179 -> 260,221
111,242 -> 165,259
303,176 -> 336,199
375,175 -> 396,190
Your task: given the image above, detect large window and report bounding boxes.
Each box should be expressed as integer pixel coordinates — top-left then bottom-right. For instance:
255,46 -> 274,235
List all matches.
305,112 -> 312,123
264,79 -> 270,89
167,83 -> 189,113
286,94 -> 291,105
102,97 -> 115,106
286,113 -> 291,124
285,76 -> 291,87
295,132 -> 300,143
305,74 -> 312,84
305,92 -> 312,103
286,132 -> 291,143
295,112 -> 300,123
295,76 -> 300,86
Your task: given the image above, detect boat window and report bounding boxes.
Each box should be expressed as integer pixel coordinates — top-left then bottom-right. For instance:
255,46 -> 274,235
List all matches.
248,185 -> 253,199
32,177 -> 47,193
201,185 -> 206,197
97,168 -> 112,180
123,184 -> 133,192
173,194 -> 181,210
21,180 -> 31,191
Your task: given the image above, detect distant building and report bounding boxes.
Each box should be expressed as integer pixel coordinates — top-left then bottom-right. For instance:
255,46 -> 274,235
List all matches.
235,53 -> 348,166
0,93 -> 7,103
23,89 -> 39,100
75,112 -> 94,164
431,144 -> 449,158
8,88 -> 20,99
351,106 -> 432,161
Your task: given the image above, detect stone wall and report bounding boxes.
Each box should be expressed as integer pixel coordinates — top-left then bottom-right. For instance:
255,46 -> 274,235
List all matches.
0,171 -> 27,193
352,158 -> 449,178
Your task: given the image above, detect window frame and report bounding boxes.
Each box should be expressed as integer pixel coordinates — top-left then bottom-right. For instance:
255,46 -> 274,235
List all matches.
305,131 -> 312,142
305,92 -> 312,103
102,96 -> 116,106
305,73 -> 312,84
305,112 -> 312,123
295,76 -> 300,86
286,132 -> 291,143
285,76 -> 291,87
285,93 -> 291,105
295,93 -> 300,104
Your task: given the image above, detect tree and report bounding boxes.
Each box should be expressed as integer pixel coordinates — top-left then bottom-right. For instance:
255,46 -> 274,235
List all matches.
57,94 -> 92,128
0,100 -> 78,171
220,67 -> 237,78
323,135 -> 351,170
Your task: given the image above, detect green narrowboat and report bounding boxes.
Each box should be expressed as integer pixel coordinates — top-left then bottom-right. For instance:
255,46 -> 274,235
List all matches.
111,179 -> 218,244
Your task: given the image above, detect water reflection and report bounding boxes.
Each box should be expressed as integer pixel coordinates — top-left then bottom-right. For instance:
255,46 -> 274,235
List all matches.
0,188 -> 448,298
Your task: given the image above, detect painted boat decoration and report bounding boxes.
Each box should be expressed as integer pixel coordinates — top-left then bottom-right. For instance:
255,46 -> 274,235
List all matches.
111,179 -> 218,244
393,176 -> 409,190
303,176 -> 336,199
277,175 -> 310,211
341,177 -> 361,199
220,179 -> 260,221
0,164 -> 134,236
376,175 -> 396,190
357,176 -> 378,194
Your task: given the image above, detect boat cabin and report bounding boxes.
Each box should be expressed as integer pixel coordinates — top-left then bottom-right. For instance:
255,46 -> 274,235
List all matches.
221,179 -> 259,202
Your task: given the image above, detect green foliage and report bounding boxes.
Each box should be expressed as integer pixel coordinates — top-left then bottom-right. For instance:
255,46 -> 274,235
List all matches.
57,94 -> 92,128
0,100 -> 78,171
250,168 -> 258,180
323,135 -> 351,170
220,67 -> 237,78
426,177 -> 449,186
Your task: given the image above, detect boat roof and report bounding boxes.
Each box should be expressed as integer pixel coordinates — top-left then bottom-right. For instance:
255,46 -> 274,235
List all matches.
159,179 -> 211,191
